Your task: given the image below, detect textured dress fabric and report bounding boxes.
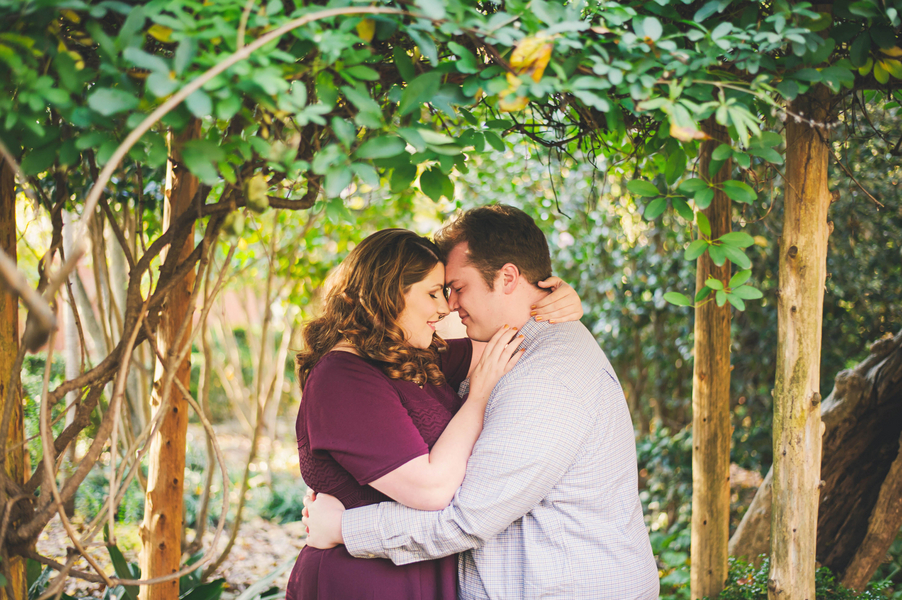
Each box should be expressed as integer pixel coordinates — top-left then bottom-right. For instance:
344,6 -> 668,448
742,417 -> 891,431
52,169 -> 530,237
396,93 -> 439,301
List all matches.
286,338 -> 473,600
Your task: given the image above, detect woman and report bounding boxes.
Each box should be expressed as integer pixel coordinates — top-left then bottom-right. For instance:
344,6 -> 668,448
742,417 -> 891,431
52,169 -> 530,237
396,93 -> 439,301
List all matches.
286,229 -> 582,600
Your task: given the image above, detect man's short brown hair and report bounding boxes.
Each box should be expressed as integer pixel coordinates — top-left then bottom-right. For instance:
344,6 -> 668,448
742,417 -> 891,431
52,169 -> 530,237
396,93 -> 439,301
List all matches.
434,204 -> 552,290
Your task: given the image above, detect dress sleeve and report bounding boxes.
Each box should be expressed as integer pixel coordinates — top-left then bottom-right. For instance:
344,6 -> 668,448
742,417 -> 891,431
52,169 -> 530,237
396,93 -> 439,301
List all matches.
304,355 -> 429,486
439,338 -> 473,391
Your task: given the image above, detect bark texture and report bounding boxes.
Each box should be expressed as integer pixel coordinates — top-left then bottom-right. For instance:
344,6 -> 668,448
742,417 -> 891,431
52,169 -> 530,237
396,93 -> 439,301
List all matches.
770,85 -> 831,600
729,330 -> 902,588
690,119 -> 733,600
0,161 -> 26,599
140,122 -> 199,600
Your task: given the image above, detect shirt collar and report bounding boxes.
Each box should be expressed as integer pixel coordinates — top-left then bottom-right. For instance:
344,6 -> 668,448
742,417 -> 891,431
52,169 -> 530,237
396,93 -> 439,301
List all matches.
517,317 -> 549,347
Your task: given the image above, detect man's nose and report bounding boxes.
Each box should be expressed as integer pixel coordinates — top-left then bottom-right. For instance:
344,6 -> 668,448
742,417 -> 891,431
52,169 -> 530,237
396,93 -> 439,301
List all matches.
447,289 -> 460,311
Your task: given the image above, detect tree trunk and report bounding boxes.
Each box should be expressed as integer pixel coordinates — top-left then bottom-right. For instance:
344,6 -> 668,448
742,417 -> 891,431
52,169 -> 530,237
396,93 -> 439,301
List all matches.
690,118 -> 733,600
729,330 -> 902,587
0,161 -> 26,599
140,121 -> 200,600
768,83 -> 831,600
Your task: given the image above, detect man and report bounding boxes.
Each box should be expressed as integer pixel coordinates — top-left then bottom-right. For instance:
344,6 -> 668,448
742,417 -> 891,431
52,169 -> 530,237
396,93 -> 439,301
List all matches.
305,205 -> 659,599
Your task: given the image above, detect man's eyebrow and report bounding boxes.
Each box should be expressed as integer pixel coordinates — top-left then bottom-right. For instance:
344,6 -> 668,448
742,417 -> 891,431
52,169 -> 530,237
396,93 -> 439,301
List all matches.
444,278 -> 457,287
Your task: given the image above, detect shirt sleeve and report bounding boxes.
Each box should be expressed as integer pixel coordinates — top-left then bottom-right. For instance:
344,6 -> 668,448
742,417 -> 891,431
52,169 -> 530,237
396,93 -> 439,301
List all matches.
342,372 -> 596,564
439,338 -> 473,391
305,356 -> 429,486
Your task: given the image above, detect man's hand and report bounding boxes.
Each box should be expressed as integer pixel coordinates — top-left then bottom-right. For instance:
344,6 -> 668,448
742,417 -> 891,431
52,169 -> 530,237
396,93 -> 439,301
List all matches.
302,489 -> 346,549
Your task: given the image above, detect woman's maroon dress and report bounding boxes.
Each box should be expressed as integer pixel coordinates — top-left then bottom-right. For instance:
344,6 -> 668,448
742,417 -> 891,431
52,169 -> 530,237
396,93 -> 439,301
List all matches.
286,339 -> 472,600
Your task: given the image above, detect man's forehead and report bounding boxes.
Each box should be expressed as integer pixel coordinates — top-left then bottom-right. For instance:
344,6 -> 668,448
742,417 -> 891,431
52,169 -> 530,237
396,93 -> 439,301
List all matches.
444,242 -> 471,284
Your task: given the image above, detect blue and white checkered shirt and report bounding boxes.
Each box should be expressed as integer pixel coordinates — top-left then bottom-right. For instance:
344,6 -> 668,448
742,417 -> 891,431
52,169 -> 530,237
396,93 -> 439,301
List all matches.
343,318 -> 659,599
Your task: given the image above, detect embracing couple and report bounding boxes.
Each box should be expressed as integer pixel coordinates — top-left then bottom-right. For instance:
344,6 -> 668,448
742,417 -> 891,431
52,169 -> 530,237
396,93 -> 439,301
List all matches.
288,205 -> 659,600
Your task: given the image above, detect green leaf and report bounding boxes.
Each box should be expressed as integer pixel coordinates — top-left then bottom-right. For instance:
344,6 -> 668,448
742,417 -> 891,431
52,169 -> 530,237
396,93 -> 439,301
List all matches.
672,197 -> 694,221
664,151 -> 687,186
729,269 -> 752,288
147,72 -> 179,98
354,136 -> 407,159
174,38 -> 197,76
695,187 -> 715,209
718,231 -> 755,247
324,165 -> 353,197
712,143 -> 732,161
390,163 -> 418,192
705,277 -> 724,290
400,71 -> 442,116
123,47 -> 168,74
393,46 -> 415,81
732,285 -> 764,300
181,139 -> 224,185
696,211 -> 711,237
484,130 -> 506,152
850,34 -> 871,68
746,145 -> 784,164
684,239 -> 709,261
407,28 -> 438,66
179,579 -> 225,600
726,293 -> 746,310
87,87 -> 139,116
776,80 -> 800,101
343,65 -> 380,81
695,286 -> 713,302
448,41 -> 479,74
644,197 -> 668,219
722,244 -> 752,269
721,180 -> 757,204
664,291 -> 692,306
350,162 -> 380,188
627,180 -> 661,198
185,90 -> 212,118
21,145 -> 57,175
419,167 -> 453,201
715,289 -> 727,306
708,243 -> 726,265
754,131 -> 783,147
678,178 -> 708,193
643,17 -> 663,42
733,152 -> 750,169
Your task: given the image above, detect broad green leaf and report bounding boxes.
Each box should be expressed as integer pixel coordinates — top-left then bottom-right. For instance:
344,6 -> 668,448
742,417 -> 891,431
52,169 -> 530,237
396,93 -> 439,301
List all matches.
393,46 -> 415,81
696,211 -> 711,237
123,47 -> 168,74
644,197 -> 668,219
712,143 -> 732,161
850,34 -> 872,68
407,28 -> 438,66
354,136 -> 407,159
718,231 -> 755,247
400,71 -> 442,116
390,163 -> 418,192
643,17 -> 663,42
174,38 -> 197,76
708,243 -> 726,265
722,245 -> 752,269
695,286 -> 713,302
420,167 -> 453,201
727,293 -> 746,310
21,145 -> 57,175
705,277 -> 724,290
87,87 -> 139,116
722,180 -> 757,204
350,162 -> 380,188
343,65 -> 380,81
733,152 -> 750,169
185,90 -> 212,118
747,145 -> 784,164
181,139 -> 224,185
729,269 -> 752,288
695,187 -> 715,209
448,41 -> 479,74
732,285 -> 764,300
664,151 -> 687,186
754,131 -> 783,147
484,131 -> 506,152
715,289 -> 727,306
147,72 -> 179,97
672,197 -> 694,221
684,239 -> 709,261
324,165 -> 353,197
678,178 -> 708,193
664,291 -> 692,306
627,180 -> 661,198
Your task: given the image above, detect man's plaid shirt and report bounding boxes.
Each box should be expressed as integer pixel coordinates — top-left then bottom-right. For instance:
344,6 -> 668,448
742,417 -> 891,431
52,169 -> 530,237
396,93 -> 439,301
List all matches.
343,318 -> 659,599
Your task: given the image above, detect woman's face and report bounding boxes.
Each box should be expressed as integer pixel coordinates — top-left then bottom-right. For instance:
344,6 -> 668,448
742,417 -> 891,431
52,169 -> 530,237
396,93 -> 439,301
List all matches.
398,263 -> 450,349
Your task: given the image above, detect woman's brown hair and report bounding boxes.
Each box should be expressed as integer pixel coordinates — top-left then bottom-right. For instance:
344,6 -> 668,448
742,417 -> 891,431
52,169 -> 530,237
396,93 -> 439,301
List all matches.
296,229 -> 448,390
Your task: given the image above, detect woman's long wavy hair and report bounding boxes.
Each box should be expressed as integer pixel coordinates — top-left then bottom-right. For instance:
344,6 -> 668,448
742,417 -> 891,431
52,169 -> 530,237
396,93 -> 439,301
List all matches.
296,229 -> 449,390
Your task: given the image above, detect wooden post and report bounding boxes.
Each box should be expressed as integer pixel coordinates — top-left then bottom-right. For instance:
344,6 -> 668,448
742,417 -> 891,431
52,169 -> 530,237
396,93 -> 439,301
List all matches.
0,161 -> 26,599
768,83 -> 831,600
139,121 -> 199,600
690,118 -> 732,599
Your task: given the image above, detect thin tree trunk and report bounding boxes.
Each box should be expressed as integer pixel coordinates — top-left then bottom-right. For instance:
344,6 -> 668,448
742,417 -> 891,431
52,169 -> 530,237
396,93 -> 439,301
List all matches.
690,118 -> 732,600
769,83 -> 831,600
140,121 -> 200,600
62,209 -> 80,518
0,161 -> 26,600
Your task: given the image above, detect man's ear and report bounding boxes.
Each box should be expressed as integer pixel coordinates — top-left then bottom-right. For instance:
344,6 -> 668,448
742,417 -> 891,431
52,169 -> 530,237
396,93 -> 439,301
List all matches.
498,263 -> 521,295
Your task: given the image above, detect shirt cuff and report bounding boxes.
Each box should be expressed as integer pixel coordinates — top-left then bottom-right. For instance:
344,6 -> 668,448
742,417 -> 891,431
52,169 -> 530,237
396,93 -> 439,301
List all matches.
342,504 -> 387,559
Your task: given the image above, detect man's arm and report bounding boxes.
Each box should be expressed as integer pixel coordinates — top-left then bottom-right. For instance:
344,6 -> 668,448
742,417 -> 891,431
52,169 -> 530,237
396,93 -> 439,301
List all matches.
342,373 -> 597,565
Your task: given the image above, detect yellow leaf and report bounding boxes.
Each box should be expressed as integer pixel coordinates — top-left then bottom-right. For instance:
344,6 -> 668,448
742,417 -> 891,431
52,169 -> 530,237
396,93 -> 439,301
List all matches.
754,235 -> 768,248
669,121 -> 709,141
499,93 -> 530,112
61,9 -> 81,23
509,34 -> 553,83
148,24 -> 173,43
356,18 -> 375,43
244,174 -> 270,213
858,56 -> 874,76
881,58 -> 902,78
874,60 -> 890,84
879,46 -> 902,57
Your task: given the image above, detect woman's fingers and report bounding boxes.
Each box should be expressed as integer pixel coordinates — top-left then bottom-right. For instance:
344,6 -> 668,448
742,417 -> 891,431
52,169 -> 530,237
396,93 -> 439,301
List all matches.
532,281 -> 583,322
